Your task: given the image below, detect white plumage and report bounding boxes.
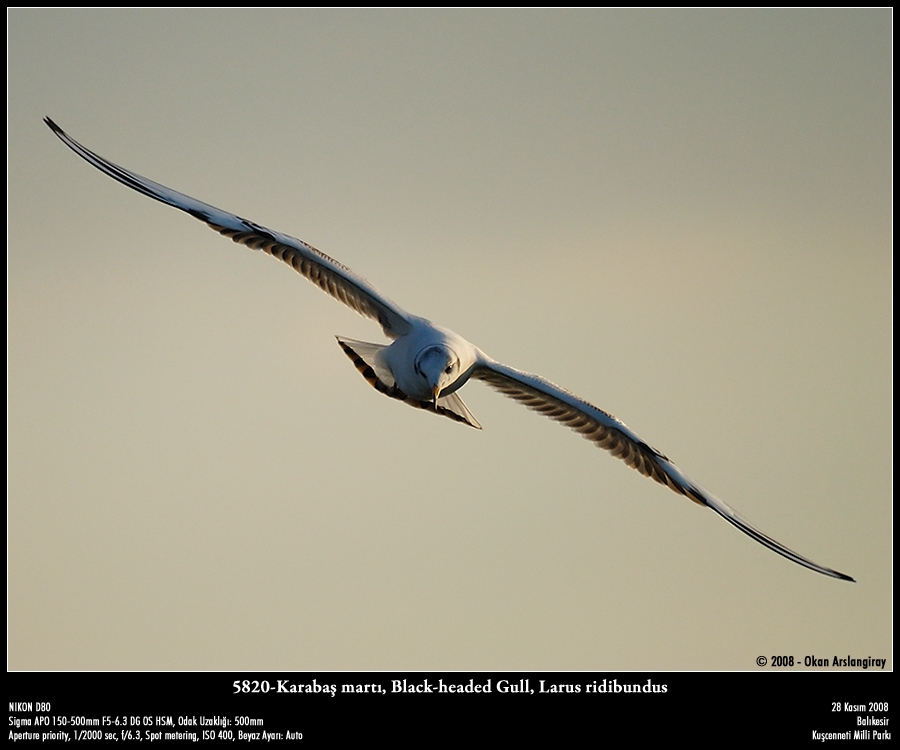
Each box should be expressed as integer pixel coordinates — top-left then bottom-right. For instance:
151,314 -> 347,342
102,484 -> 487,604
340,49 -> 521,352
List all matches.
44,117 -> 854,582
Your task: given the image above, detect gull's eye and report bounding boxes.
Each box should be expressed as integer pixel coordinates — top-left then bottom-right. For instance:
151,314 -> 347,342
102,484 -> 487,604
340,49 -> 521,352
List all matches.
445,365 -> 453,374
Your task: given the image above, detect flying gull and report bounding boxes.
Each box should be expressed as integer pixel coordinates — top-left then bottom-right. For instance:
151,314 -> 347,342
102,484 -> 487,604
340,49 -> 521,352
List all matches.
44,117 -> 854,582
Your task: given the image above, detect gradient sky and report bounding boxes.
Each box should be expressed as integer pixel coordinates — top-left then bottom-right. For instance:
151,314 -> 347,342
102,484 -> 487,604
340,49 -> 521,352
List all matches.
9,9 -> 891,670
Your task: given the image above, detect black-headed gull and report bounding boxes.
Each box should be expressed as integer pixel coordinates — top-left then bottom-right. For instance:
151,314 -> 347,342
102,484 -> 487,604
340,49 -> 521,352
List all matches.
45,117 -> 854,582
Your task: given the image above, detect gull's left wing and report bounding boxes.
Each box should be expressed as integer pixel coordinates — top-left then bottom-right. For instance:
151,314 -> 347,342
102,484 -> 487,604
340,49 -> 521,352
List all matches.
44,118 -> 412,339
473,359 -> 854,581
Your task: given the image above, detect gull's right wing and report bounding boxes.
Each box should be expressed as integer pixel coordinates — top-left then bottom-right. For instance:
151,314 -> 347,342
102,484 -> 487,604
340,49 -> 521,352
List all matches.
44,118 -> 413,339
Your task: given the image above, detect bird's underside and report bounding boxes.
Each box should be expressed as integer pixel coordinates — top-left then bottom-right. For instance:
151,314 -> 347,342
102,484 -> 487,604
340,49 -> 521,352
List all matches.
337,337 -> 481,428
44,117 -> 854,582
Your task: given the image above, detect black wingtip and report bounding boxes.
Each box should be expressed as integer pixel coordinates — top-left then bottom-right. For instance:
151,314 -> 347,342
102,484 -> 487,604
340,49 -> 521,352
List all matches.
44,116 -> 62,134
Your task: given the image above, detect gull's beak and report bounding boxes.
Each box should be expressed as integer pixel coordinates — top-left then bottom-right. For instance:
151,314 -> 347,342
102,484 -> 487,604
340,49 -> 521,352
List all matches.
432,385 -> 441,409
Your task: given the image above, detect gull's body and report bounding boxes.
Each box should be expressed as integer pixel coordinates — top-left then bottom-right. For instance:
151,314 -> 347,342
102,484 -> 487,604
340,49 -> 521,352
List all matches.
44,117 -> 854,582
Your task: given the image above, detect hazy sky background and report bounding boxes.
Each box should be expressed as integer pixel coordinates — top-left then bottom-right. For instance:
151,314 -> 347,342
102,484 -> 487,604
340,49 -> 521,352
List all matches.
9,9 -> 890,670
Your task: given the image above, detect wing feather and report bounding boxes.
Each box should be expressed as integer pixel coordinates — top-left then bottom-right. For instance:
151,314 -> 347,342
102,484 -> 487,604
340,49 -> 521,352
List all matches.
474,360 -> 854,581
45,117 -> 852,582
44,117 -> 411,338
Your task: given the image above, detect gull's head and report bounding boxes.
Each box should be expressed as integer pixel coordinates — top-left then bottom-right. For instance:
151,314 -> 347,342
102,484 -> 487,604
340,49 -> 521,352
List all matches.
414,345 -> 459,407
